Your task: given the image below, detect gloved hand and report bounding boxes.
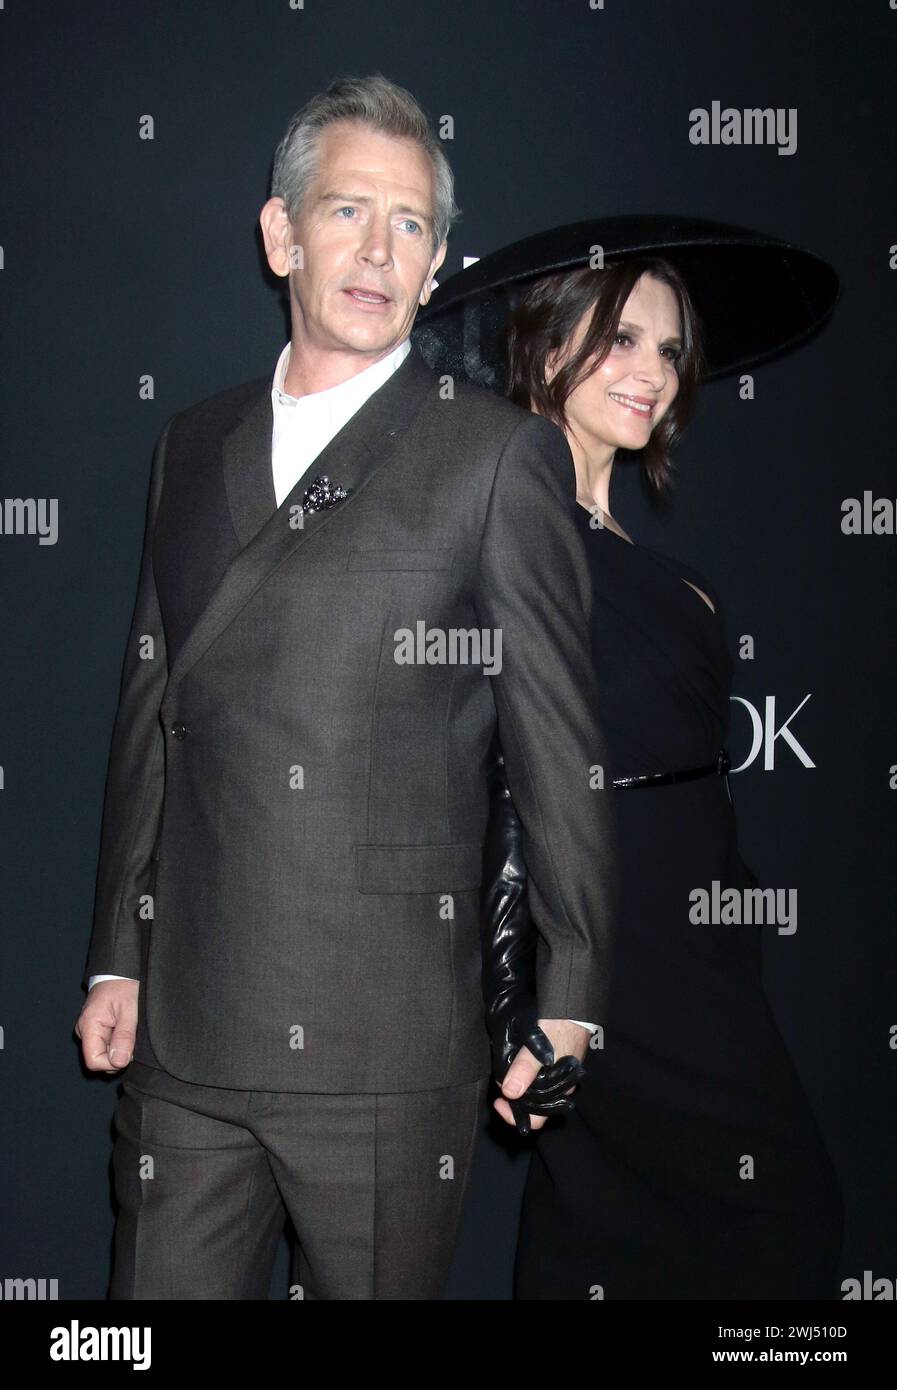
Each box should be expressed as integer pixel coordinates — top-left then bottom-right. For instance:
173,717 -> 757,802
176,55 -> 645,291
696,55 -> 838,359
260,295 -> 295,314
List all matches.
481,744 -> 587,1135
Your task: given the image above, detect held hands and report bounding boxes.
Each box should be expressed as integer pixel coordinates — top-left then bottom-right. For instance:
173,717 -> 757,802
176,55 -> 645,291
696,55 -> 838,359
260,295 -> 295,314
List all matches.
74,979 -> 140,1073
493,1016 -> 590,1134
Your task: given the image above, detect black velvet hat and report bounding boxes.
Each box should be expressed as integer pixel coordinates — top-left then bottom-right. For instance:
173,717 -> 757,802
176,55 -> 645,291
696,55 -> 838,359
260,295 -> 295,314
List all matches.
413,213 -> 838,389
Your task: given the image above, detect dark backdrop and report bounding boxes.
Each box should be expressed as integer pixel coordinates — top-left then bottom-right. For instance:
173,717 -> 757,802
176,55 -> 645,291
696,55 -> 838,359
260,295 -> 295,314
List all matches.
1,0 -> 894,1301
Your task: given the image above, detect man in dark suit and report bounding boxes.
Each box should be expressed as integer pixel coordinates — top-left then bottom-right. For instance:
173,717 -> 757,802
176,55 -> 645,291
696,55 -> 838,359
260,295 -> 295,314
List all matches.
75,75 -> 616,1299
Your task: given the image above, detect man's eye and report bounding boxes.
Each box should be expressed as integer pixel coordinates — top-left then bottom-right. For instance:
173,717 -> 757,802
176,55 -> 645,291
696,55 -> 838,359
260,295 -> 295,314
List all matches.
399,219 -> 421,234
336,206 -> 356,218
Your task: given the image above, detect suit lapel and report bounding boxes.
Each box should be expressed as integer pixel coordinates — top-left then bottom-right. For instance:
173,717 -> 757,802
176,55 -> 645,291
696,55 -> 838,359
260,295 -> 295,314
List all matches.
222,384 -> 278,548
165,342 -> 437,695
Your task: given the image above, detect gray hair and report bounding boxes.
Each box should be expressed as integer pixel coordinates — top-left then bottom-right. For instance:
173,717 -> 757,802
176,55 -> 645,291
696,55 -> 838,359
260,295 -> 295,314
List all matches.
270,74 -> 459,253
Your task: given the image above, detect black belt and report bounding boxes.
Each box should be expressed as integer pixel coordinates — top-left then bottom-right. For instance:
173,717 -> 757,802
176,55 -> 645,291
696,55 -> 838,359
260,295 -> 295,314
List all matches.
612,749 -> 730,790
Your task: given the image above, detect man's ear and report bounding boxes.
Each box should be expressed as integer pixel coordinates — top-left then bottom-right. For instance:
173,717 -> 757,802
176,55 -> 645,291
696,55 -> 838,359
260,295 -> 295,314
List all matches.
259,196 -> 293,279
420,239 -> 448,304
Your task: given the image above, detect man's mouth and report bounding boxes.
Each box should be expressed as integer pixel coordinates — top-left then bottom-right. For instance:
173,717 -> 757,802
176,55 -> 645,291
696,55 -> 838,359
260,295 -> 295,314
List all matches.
344,288 -> 390,306
608,391 -> 655,417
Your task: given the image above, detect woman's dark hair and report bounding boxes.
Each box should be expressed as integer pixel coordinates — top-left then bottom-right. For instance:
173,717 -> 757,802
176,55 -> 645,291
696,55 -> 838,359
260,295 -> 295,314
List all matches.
506,256 -> 704,493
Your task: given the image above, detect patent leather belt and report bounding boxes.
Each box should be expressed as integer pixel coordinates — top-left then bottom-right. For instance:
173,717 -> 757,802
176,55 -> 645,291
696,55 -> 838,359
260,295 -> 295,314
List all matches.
612,749 -> 730,789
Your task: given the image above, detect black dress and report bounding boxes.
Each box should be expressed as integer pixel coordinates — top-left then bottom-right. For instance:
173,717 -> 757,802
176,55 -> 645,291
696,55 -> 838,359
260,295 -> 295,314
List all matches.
514,506 -> 843,1300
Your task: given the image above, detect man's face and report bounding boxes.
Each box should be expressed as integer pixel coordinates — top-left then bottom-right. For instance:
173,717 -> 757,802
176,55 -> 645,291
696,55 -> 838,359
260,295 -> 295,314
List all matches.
263,121 -> 447,360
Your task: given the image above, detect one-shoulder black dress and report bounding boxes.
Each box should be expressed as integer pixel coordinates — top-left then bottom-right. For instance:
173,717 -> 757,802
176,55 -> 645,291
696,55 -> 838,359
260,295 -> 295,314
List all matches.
514,505 -> 843,1300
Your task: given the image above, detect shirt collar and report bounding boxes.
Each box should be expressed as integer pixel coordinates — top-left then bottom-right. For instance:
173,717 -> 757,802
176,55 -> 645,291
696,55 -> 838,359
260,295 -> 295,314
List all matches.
271,338 -> 411,411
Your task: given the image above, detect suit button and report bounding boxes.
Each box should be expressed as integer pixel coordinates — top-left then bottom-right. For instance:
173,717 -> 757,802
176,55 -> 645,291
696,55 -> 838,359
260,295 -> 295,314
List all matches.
169,721 -> 187,740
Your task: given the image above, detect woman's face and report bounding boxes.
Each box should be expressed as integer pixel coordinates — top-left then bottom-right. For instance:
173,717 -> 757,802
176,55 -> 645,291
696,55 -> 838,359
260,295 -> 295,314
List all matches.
551,273 -> 682,458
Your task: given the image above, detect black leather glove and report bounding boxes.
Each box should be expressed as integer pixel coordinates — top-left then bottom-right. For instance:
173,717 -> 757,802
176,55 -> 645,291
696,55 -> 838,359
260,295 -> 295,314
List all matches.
481,743 -> 587,1135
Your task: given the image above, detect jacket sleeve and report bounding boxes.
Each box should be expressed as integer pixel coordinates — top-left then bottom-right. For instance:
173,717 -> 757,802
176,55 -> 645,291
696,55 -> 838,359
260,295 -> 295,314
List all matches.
81,417 -> 174,988
473,412 -> 618,1025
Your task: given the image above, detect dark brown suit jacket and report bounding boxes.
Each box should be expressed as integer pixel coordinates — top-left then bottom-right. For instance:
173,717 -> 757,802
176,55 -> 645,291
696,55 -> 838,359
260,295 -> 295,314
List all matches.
84,341 -> 617,1091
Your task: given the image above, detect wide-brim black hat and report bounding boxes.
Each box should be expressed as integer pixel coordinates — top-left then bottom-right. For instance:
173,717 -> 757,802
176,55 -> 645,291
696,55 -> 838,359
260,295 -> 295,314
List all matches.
413,213 -> 838,388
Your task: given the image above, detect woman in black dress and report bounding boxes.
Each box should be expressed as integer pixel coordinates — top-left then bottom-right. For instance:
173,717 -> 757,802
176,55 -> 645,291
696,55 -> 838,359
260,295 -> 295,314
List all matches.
428,222 -> 844,1299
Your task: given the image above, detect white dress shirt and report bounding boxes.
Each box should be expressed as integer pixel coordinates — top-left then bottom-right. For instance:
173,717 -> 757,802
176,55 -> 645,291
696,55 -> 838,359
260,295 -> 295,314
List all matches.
271,336 -> 411,505
89,337 -> 596,1036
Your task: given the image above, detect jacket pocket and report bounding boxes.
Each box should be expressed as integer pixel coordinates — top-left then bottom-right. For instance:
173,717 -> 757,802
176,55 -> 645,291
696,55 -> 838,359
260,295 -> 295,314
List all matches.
346,548 -> 454,571
355,841 -> 482,894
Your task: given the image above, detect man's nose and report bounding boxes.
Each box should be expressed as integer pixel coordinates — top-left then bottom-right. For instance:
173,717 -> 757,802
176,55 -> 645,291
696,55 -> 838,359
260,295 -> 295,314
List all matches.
357,216 -> 393,267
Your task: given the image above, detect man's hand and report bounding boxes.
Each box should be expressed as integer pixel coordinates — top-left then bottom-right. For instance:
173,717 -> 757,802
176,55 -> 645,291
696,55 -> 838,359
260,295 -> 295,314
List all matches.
75,979 -> 140,1072
494,1018 -> 590,1131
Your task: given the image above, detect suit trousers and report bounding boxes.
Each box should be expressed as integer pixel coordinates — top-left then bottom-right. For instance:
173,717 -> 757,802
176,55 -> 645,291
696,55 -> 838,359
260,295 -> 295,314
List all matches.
109,1060 -> 488,1300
